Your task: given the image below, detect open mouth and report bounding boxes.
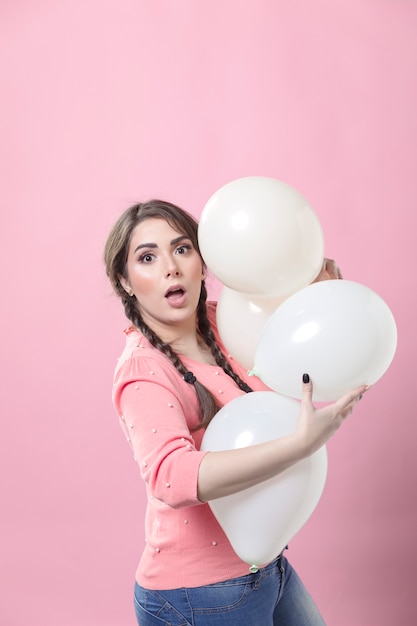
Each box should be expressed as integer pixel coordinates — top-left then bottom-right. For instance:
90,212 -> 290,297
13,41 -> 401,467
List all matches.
165,286 -> 186,301
167,288 -> 184,299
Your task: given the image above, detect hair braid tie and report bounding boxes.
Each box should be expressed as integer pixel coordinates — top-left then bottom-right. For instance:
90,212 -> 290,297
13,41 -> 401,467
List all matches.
183,371 -> 197,384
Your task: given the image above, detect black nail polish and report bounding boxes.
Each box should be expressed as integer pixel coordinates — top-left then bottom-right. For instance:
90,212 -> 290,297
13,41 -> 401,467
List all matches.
302,373 -> 310,383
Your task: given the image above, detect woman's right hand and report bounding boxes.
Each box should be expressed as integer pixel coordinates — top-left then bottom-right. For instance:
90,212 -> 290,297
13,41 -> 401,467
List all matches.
295,374 -> 369,456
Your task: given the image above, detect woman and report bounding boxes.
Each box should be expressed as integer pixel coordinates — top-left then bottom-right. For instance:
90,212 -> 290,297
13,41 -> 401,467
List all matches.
104,199 -> 367,625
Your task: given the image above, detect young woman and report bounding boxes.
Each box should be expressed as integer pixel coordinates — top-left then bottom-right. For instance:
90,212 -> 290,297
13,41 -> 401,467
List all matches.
104,199 -> 367,626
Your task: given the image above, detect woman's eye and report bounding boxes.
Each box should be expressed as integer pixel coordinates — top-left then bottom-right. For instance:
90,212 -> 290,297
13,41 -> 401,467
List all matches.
139,253 -> 155,263
176,244 -> 191,255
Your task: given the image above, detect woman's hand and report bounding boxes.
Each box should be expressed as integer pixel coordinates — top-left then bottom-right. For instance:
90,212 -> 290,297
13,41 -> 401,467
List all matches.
295,374 -> 369,456
313,257 -> 343,282
198,375 -> 370,503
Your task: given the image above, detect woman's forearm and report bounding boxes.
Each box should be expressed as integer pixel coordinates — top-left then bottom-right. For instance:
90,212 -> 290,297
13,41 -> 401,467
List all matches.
197,379 -> 367,503
197,433 -> 305,502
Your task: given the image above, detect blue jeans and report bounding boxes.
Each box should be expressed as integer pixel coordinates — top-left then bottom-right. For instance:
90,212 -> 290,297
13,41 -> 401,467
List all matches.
133,555 -> 326,625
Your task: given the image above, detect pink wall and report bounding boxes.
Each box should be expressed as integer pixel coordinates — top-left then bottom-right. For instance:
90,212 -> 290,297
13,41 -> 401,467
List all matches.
1,1 -> 416,624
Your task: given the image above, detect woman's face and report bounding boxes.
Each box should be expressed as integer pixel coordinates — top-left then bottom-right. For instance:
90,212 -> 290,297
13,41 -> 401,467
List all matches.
121,218 -> 204,337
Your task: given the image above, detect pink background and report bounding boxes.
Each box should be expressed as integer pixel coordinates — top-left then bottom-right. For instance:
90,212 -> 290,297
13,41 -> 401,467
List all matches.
1,2 -> 416,625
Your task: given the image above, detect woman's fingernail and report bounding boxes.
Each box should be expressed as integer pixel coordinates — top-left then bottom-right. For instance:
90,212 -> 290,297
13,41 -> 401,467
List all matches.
303,373 -> 310,383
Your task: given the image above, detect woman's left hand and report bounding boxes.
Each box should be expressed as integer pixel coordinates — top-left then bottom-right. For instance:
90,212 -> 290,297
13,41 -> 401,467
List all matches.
313,257 -> 343,282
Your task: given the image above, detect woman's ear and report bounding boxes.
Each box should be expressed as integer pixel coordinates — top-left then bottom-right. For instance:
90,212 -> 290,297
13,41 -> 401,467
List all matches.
118,274 -> 133,297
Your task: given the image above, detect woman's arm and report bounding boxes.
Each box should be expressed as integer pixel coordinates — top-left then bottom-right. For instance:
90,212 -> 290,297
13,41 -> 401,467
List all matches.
197,376 -> 368,502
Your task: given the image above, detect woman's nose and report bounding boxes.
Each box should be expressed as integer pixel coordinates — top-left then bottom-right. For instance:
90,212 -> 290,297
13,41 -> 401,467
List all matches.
165,257 -> 181,277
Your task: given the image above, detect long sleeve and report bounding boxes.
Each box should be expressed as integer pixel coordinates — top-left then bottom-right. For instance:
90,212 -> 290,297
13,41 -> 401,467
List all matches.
118,375 -> 208,508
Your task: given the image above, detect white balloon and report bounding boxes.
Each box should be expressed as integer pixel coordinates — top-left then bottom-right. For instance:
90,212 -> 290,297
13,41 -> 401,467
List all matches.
216,288 -> 288,370
201,391 -> 327,567
253,280 -> 398,402
198,176 -> 324,297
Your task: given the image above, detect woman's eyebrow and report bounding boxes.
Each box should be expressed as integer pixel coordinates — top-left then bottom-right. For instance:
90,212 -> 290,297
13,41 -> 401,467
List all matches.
133,235 -> 190,255
134,241 -> 157,254
170,235 -> 190,246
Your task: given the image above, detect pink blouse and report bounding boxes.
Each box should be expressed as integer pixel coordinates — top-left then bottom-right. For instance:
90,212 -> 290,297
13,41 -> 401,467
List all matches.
112,302 -> 270,589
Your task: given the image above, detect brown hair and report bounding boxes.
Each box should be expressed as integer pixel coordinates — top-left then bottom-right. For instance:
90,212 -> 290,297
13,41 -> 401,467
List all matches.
104,199 -> 252,428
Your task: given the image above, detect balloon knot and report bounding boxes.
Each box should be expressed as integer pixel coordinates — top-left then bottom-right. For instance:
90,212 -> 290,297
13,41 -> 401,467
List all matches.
247,369 -> 255,377
249,564 -> 259,573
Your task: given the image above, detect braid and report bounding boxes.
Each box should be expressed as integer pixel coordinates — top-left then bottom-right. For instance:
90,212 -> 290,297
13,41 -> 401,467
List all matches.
197,284 -> 254,395
122,294 -> 185,372
122,294 -> 221,429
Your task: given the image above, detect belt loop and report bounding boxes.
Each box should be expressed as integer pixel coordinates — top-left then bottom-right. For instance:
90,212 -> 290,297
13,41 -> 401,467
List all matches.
252,567 -> 262,589
278,545 -> 289,560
